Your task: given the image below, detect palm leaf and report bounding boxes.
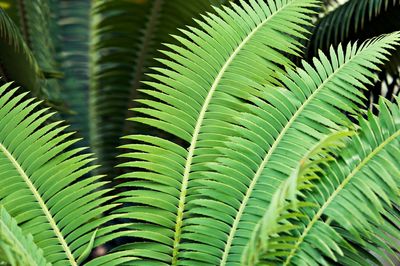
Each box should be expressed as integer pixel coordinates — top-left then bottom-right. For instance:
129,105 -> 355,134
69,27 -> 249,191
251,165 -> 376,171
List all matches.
89,0 -> 230,177
0,82 -> 124,265
242,131 -> 352,265
178,34 -> 399,265
116,0 -> 318,264
283,98 -> 400,265
0,206 -> 49,266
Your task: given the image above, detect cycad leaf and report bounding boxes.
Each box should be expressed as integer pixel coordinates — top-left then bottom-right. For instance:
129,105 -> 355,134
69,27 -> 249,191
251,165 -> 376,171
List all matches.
0,82 -> 121,265
89,0 -> 230,177
283,98 -> 400,265
242,131 -> 352,265
181,33 -> 400,265
117,0 -> 317,264
0,206 -> 49,266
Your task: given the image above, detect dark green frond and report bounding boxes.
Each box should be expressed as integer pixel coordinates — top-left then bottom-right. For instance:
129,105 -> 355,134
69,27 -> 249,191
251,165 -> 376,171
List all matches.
117,0 -> 318,264
0,207 -> 49,266
13,0 -> 62,103
282,98 -> 400,265
0,8 -> 44,98
309,0 -> 399,53
0,82 -> 121,265
50,0 -> 91,146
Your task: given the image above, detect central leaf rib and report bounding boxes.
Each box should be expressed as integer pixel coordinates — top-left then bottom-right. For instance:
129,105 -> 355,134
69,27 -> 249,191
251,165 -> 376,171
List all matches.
0,143 -> 77,266
171,4 -> 289,264
283,129 -> 400,265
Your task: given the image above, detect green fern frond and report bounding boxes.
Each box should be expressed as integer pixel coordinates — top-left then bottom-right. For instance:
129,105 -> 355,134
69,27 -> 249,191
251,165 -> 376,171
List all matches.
0,82 -> 123,265
242,130 -> 352,265
89,0 -> 230,177
180,33 -> 400,265
0,206 -> 49,266
117,0 -> 318,264
283,98 -> 400,265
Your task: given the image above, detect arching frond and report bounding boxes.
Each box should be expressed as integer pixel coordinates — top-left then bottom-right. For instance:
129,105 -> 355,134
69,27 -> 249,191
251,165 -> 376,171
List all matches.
117,0 -> 317,264
242,131 -> 352,265
0,207 -> 49,266
282,98 -> 400,265
0,82 -> 123,265
179,34 -> 400,265
89,0 -> 230,177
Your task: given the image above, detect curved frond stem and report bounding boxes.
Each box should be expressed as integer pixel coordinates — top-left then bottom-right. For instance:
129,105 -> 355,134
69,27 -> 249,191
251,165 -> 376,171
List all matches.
0,142 -> 77,266
284,128 -> 400,265
172,3 -> 290,264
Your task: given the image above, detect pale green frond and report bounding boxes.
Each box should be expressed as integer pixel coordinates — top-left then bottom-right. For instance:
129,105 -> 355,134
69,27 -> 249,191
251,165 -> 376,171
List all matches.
0,206 -> 49,266
242,131 -> 352,266
89,0 -> 229,177
182,33 -> 400,265
0,82 -> 122,265
117,0 -> 318,264
283,98 -> 400,265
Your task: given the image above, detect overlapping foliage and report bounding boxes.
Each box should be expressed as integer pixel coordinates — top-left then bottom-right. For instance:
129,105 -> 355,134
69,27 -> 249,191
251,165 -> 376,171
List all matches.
0,0 -> 399,265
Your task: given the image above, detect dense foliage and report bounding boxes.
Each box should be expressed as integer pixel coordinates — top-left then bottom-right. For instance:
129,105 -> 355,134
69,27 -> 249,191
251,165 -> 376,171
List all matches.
0,0 -> 399,265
